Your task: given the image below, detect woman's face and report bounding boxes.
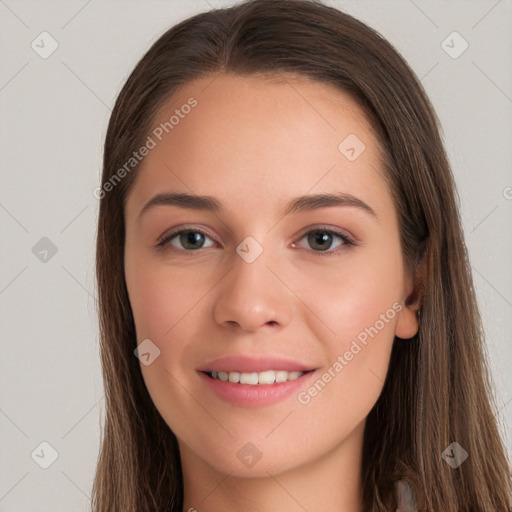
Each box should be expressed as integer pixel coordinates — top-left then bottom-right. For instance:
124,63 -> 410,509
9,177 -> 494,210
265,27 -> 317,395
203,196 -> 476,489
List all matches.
124,73 -> 418,479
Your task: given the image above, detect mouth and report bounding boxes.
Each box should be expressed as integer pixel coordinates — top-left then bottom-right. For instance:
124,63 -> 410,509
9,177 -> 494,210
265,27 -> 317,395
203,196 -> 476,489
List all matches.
197,355 -> 317,407
202,369 -> 312,385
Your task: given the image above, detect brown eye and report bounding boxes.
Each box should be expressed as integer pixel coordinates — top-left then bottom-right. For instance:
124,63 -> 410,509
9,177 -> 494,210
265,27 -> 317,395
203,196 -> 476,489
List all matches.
157,229 -> 215,251
295,228 -> 354,254
177,231 -> 207,250
308,231 -> 335,251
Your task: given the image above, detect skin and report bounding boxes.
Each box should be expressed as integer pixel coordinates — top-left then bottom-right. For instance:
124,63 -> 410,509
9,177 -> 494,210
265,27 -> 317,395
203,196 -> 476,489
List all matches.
124,73 -> 420,512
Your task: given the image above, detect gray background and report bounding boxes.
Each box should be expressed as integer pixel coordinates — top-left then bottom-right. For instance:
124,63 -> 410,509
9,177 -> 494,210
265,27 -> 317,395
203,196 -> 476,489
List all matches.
0,0 -> 511,510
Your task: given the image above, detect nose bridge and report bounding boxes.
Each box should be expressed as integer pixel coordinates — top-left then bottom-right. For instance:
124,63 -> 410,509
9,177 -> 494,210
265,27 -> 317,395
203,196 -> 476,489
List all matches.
213,241 -> 291,331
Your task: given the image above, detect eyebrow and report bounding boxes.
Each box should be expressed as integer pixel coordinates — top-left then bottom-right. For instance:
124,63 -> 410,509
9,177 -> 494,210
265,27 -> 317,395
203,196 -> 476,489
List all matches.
138,191 -> 377,220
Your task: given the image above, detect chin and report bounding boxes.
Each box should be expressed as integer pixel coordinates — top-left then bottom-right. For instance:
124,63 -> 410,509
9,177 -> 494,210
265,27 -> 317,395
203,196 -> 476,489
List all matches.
180,433 -> 309,478
206,450 -> 301,478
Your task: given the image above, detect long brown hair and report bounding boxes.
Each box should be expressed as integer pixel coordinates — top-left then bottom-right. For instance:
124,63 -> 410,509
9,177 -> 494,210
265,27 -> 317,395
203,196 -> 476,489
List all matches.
93,1 -> 512,510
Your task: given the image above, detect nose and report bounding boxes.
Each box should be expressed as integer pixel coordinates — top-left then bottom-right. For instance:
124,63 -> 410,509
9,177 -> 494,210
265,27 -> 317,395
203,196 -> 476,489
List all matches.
212,249 -> 293,333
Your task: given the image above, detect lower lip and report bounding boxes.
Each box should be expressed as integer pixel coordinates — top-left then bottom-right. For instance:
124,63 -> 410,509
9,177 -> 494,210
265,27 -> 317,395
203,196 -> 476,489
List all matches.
198,371 -> 316,408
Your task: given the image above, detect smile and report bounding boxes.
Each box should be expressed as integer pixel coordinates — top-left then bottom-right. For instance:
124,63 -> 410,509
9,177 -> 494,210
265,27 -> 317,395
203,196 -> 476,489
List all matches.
207,369 -> 305,385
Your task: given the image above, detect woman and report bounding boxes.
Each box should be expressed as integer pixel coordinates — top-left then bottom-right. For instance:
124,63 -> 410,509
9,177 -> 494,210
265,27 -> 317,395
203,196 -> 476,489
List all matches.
93,1 -> 512,510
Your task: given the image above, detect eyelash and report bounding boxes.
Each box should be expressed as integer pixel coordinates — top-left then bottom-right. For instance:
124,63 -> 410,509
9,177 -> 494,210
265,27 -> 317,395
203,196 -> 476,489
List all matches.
155,225 -> 355,256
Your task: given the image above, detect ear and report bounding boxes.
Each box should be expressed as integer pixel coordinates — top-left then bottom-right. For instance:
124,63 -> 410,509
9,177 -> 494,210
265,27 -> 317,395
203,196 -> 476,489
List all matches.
395,255 -> 425,340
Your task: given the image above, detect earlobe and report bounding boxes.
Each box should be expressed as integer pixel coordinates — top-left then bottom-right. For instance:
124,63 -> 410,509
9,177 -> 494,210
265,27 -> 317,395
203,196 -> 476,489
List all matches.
395,256 -> 424,340
395,302 -> 420,340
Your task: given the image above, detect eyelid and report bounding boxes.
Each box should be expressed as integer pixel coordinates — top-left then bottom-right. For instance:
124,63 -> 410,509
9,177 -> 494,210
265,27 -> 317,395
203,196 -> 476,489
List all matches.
291,225 -> 356,255
294,224 -> 355,243
156,223 -> 356,253
156,224 -> 218,248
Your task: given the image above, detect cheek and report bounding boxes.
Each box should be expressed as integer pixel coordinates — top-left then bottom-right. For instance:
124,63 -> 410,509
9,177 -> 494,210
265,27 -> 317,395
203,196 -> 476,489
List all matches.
294,244 -> 403,347
292,292 -> 399,449
125,252 -> 209,341
291,245 -> 403,408
124,254 -> 212,415
124,257 -> 207,440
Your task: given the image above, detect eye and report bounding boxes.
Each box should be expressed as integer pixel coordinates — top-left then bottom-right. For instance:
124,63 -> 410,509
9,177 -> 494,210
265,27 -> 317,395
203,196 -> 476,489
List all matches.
293,228 -> 354,254
156,226 -> 354,254
156,228 -> 216,251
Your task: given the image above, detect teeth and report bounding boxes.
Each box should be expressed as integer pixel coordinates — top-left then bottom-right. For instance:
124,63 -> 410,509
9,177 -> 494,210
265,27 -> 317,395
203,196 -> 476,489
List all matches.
240,372 -> 259,385
275,370 -> 288,383
228,371 -> 240,383
209,369 -> 305,385
258,370 -> 275,385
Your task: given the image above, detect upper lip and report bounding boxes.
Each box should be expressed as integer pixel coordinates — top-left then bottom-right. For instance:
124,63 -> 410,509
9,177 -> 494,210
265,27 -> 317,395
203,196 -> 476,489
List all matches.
198,355 -> 316,373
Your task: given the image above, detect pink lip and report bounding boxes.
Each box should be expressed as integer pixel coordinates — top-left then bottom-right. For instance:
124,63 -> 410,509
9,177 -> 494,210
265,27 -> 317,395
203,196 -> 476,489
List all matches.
198,370 -> 316,408
197,355 -> 317,408
198,355 -> 315,373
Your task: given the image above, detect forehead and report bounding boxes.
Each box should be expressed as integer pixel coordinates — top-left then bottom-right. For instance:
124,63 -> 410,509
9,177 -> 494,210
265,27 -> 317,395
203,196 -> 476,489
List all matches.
125,72 -> 388,219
